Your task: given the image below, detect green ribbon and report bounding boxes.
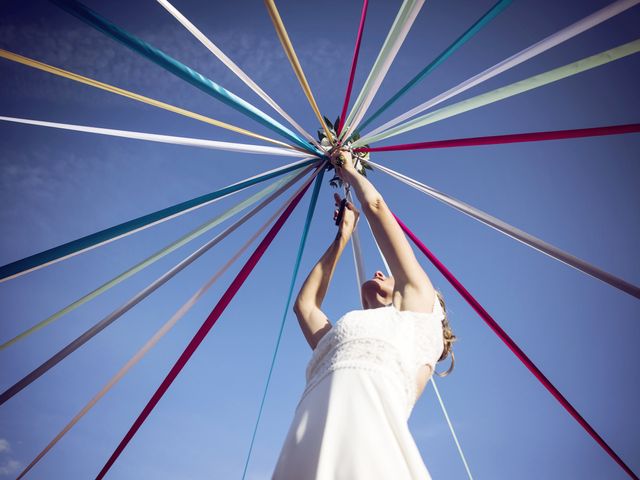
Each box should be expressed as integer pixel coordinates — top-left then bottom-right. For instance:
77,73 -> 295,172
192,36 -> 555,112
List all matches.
355,38 -> 640,146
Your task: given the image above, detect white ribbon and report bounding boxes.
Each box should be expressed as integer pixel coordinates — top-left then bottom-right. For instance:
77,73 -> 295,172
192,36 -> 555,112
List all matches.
157,0 -> 318,147
344,188 -> 367,307
0,116 -> 308,157
372,160 -> 640,298
341,0 -> 425,140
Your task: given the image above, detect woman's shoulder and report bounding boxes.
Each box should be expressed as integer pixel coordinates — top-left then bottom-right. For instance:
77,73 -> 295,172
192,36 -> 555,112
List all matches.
394,291 -> 444,319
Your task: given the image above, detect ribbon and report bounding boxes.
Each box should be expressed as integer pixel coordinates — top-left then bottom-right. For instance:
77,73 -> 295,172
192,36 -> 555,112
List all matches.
355,39 -> 640,146
373,161 -> 640,299
337,0 -> 369,136
345,189 -> 367,307
264,0 -> 333,143
394,213 -> 639,480
95,166 -> 322,479
0,48 -> 290,148
430,381 -> 474,479
157,0 -> 317,146
241,166 -> 325,479
0,157 -> 315,282
0,166 -> 315,406
14,165 -> 305,480
51,0 -> 319,154
0,116 -> 310,157
357,0 -> 512,134
356,123 -> 640,152
0,168 -> 305,350
362,0 -> 640,140
341,0 -> 424,141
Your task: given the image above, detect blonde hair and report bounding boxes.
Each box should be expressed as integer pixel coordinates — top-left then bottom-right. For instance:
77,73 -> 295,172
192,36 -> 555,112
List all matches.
435,291 -> 457,377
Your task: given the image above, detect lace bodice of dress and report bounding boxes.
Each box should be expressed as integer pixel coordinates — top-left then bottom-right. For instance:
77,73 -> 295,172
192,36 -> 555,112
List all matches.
303,295 -> 445,416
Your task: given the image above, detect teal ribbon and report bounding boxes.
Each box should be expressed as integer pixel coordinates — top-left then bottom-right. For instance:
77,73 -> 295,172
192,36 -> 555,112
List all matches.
51,0 -> 320,155
0,159 -> 317,282
240,167 -> 325,480
356,0 -> 512,136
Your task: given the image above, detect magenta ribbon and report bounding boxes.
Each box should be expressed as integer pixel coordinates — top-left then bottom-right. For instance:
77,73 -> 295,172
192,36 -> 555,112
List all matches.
337,0 -> 369,136
394,213 -> 638,480
356,123 -> 640,152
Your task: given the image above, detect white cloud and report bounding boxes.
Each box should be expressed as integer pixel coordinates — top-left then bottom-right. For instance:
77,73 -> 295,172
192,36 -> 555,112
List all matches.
0,440 -> 19,477
0,459 -> 20,476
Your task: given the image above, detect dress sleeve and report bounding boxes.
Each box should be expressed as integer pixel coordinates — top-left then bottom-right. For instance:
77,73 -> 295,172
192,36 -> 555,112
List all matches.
414,293 -> 445,368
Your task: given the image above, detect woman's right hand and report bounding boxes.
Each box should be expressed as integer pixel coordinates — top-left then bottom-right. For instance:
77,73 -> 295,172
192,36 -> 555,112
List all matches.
330,149 -> 356,182
333,192 -> 359,240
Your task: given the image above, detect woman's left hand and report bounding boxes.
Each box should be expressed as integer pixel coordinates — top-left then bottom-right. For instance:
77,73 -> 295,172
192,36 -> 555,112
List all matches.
333,192 -> 359,240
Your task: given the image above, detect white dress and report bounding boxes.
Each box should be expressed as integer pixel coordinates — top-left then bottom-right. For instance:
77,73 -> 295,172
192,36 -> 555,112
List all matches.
273,295 -> 445,480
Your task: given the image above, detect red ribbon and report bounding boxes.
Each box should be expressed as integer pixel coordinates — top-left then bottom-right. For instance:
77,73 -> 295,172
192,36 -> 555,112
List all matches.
96,177 -> 314,479
355,123 -> 640,152
337,0 -> 369,136
394,213 -> 638,480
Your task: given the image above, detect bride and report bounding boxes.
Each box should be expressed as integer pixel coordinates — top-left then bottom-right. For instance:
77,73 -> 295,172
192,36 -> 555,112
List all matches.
272,150 -> 456,479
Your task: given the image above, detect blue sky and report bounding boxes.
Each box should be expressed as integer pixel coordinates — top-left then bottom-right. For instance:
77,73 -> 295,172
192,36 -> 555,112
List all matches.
0,0 -> 639,478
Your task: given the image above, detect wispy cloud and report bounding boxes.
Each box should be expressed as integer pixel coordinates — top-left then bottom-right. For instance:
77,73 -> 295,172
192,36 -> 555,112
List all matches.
0,144 -> 100,252
411,418 -> 466,441
0,460 -> 19,476
248,471 -> 272,480
0,439 -> 20,477
0,16 -> 342,113
0,139 -> 175,260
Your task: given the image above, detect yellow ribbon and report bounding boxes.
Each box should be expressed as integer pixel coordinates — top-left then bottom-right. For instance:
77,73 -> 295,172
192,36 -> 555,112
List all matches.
0,48 -> 296,149
264,0 -> 334,144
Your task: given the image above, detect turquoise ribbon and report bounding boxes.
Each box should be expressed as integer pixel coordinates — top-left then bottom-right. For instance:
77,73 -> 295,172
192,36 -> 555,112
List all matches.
51,0 -> 320,155
356,0 -> 512,135
240,167 -> 325,480
0,159 -> 317,282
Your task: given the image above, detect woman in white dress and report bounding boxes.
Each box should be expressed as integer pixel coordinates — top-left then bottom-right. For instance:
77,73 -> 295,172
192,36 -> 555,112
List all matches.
272,150 -> 456,480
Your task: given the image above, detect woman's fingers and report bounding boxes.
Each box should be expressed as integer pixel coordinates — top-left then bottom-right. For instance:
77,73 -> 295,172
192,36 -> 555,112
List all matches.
345,201 -> 358,215
333,192 -> 342,206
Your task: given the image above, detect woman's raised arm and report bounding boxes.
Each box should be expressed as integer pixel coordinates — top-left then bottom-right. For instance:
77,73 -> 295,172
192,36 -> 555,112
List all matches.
293,195 -> 359,349
332,150 -> 435,313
